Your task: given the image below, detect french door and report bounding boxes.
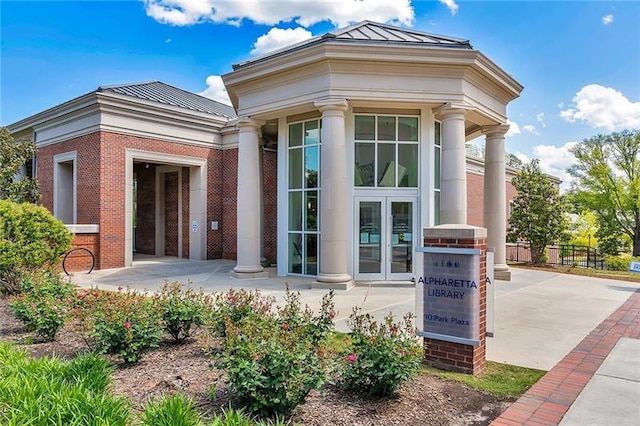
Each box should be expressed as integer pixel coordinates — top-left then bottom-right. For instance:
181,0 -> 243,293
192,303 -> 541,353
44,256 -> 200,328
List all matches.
355,196 -> 416,281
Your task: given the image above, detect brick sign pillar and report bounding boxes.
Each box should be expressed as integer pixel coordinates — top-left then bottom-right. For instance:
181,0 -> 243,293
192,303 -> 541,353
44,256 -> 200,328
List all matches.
418,225 -> 487,376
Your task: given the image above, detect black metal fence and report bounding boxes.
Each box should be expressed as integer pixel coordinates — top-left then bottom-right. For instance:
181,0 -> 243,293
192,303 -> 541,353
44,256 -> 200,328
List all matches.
506,243 -> 606,269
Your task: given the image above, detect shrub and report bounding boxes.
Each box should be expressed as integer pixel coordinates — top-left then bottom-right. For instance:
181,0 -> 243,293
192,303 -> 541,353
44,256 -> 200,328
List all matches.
340,309 -> 422,397
0,342 -> 130,425
0,200 -> 72,293
216,290 -> 335,417
206,288 -> 275,339
605,254 -> 640,271
158,281 -> 208,342
77,287 -> 163,363
141,393 -> 203,426
8,271 -> 76,341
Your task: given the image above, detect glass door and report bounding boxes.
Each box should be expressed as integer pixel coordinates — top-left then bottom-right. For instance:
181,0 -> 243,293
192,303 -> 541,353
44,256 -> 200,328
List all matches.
355,197 -> 415,281
388,200 -> 414,280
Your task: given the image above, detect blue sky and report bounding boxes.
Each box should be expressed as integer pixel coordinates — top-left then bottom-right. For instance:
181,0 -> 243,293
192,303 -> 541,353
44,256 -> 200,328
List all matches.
2,1 -> 639,185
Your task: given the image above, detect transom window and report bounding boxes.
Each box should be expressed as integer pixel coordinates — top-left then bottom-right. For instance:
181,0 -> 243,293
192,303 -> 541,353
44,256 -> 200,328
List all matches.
288,119 -> 321,275
354,115 -> 419,188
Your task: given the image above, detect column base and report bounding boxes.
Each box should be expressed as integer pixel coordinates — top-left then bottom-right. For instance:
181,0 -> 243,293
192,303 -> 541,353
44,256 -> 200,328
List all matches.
495,264 -> 511,281
231,270 -> 269,279
231,265 -> 268,280
314,273 -> 354,290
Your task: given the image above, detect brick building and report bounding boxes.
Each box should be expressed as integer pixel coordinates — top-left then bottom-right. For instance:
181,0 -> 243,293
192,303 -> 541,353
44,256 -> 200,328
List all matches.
9,21 -> 526,285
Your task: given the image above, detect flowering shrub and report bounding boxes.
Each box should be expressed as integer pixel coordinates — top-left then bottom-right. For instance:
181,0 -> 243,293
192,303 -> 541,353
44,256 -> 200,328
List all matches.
216,290 -> 336,417
206,289 -> 275,339
340,309 -> 422,397
76,287 -> 163,363
157,281 -> 208,342
8,272 -> 75,341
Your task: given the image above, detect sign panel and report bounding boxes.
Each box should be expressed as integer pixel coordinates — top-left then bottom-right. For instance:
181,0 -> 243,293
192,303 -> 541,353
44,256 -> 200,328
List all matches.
417,248 -> 481,346
630,261 -> 640,273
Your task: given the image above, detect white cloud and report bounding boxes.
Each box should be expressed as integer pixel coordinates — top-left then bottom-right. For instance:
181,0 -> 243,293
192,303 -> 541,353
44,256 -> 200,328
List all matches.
438,0 -> 459,15
506,119 -> 521,137
534,142 -> 578,192
536,112 -> 546,128
165,38 -> 172,43
199,75 -> 232,105
522,124 -> 539,135
602,14 -> 614,25
143,0 -> 415,28
560,84 -> 640,131
251,27 -> 313,56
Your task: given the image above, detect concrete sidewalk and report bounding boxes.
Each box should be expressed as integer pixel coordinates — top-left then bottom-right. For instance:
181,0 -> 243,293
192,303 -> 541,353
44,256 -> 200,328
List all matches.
493,287 -> 640,426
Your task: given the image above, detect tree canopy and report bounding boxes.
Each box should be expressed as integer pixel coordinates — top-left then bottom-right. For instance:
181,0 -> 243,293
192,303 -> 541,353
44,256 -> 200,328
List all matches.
0,127 -> 40,203
569,129 -> 640,255
508,159 -> 569,264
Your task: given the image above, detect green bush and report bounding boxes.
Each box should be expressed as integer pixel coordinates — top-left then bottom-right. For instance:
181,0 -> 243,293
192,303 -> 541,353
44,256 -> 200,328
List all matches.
77,287 -> 163,363
8,271 -> 76,341
0,342 -> 130,425
0,200 -> 72,293
216,290 -> 335,417
605,254 -> 640,271
340,309 -> 422,397
158,281 -> 208,342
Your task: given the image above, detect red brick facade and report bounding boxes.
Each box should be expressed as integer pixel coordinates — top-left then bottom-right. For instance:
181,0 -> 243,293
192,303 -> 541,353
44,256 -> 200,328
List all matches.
466,172 -> 516,228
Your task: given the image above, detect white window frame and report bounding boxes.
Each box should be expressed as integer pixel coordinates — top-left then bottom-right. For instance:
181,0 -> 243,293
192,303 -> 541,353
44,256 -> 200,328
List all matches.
53,151 -> 77,224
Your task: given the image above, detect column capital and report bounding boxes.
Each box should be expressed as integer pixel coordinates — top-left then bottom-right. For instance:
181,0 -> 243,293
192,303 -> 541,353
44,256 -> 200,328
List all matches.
314,98 -> 349,114
433,102 -> 469,119
482,124 -> 510,139
236,117 -> 265,132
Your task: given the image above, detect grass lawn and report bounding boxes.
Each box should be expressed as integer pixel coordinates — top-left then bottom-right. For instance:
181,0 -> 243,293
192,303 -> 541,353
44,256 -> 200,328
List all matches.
421,361 -> 546,398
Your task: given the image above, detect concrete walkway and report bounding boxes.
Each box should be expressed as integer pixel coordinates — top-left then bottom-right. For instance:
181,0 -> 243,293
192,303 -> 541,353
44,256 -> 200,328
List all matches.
71,257 -> 640,425
492,287 -> 640,425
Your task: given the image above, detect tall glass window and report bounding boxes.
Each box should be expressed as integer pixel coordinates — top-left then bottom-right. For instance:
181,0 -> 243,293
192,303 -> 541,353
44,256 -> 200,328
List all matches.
354,115 -> 418,188
434,121 -> 441,225
288,119 -> 321,275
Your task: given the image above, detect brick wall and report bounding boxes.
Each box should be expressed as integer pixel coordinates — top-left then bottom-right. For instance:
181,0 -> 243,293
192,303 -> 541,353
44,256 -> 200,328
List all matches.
263,150 -> 278,263
134,163 -> 156,255
466,172 -> 516,227
222,148 -> 238,260
63,233 -> 99,273
182,167 -> 190,259
164,171 -> 179,256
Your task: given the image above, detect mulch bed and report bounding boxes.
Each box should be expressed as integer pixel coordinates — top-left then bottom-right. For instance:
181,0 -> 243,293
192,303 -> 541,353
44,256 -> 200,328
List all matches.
0,296 -> 512,425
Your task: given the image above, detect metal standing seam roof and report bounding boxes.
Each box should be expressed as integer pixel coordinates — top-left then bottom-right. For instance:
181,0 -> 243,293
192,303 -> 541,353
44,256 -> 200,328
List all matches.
98,81 -> 237,119
233,20 -> 472,70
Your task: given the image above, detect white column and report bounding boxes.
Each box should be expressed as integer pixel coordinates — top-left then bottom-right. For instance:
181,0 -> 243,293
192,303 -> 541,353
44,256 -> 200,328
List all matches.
232,118 -> 268,279
436,106 -> 468,224
314,99 -> 353,290
483,124 -> 511,281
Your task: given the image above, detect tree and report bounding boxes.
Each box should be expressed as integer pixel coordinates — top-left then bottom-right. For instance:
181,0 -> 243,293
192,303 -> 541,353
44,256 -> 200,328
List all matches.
508,159 -> 569,264
0,126 -> 40,203
569,130 -> 640,256
505,152 -> 524,169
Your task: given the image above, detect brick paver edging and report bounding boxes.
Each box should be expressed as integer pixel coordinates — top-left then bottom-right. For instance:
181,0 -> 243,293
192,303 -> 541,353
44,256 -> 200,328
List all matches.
492,288 -> 640,426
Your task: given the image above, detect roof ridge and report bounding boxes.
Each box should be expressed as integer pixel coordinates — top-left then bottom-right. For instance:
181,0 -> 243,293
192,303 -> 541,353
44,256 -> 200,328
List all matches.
332,20 -> 470,45
97,80 -> 160,91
